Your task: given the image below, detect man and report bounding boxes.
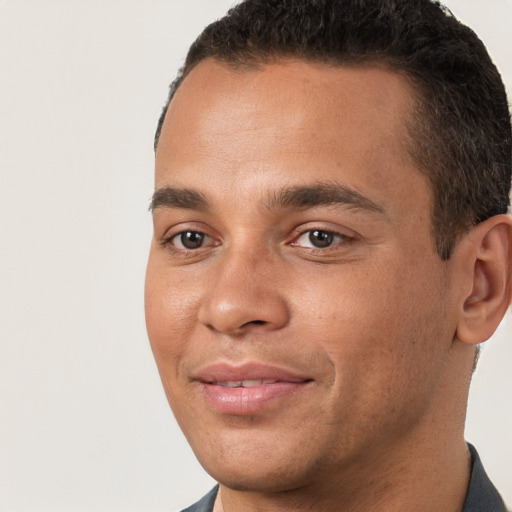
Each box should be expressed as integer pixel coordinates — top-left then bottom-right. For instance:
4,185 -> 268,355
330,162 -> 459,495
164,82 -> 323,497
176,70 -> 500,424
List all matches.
145,0 -> 511,510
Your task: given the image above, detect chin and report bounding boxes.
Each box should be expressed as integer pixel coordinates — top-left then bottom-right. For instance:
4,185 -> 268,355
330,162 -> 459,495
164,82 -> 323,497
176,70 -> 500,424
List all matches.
194,440 -> 323,494
207,464 -> 313,494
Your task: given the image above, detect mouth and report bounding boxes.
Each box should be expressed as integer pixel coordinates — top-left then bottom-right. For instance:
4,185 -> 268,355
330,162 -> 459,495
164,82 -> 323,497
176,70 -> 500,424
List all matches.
212,379 -> 280,388
194,363 -> 313,415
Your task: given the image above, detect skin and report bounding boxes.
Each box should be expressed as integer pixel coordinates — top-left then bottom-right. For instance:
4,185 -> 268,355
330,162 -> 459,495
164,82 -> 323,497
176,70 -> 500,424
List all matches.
145,59 -> 511,511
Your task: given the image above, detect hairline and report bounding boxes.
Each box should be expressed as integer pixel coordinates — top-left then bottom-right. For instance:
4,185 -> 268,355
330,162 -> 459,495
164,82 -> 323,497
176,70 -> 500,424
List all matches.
155,53 -> 422,151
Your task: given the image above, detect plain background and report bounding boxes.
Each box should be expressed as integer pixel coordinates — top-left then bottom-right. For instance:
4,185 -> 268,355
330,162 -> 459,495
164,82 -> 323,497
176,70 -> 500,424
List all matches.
0,1 -> 510,510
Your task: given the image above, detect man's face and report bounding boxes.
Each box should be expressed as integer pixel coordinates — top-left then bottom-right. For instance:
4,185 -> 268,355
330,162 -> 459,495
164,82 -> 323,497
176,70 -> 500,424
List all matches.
145,59 -> 464,492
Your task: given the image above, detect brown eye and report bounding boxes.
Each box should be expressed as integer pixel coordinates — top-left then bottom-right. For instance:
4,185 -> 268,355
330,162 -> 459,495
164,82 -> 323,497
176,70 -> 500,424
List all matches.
291,229 -> 353,250
308,230 -> 334,248
173,231 -> 207,250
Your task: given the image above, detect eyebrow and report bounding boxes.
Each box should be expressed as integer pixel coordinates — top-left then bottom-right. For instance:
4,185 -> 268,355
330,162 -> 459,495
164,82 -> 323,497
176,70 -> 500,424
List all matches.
266,182 -> 385,215
149,182 -> 385,215
150,187 -> 209,212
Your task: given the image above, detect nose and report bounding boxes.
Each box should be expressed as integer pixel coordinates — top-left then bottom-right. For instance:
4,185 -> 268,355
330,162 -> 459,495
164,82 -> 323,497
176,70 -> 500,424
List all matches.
197,247 -> 290,336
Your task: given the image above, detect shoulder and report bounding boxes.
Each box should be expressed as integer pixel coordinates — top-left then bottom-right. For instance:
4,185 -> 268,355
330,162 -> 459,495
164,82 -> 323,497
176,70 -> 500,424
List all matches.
179,486 -> 219,512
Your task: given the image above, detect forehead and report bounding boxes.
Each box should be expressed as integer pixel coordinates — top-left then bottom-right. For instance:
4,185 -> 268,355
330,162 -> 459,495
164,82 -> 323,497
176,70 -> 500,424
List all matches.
159,59 -> 416,152
155,58 -> 429,221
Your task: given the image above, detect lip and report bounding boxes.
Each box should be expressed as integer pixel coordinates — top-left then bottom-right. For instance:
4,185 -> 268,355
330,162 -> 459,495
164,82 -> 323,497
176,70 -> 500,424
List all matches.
193,362 -> 313,415
194,362 -> 311,383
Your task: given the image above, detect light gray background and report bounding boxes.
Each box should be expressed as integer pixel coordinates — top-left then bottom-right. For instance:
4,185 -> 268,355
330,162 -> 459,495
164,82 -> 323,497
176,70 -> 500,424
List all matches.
0,1 -> 510,510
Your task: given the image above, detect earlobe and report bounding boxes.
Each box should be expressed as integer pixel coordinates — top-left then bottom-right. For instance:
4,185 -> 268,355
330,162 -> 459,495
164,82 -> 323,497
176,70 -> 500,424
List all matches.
456,214 -> 512,346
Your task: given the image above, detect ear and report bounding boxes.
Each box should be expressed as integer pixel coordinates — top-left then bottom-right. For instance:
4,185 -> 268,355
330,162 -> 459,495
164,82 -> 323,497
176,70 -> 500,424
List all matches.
456,214 -> 512,345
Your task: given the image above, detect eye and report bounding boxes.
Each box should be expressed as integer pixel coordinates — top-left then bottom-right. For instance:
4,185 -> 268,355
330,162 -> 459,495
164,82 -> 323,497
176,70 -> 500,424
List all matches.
291,229 -> 350,249
169,231 -> 211,250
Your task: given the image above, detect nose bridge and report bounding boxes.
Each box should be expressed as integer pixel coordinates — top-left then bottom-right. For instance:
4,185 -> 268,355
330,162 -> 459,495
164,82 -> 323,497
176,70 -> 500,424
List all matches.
198,241 -> 289,335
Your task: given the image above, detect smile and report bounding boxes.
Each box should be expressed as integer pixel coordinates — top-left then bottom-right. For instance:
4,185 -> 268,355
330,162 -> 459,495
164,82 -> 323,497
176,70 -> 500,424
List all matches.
194,362 -> 313,415
213,379 -> 279,388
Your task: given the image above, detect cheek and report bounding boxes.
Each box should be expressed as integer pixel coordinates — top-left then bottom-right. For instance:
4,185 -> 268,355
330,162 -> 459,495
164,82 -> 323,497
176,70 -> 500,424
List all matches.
144,259 -> 201,375
291,257 -> 448,388
290,279 -> 445,453
145,269 -> 202,426
291,260 -> 408,339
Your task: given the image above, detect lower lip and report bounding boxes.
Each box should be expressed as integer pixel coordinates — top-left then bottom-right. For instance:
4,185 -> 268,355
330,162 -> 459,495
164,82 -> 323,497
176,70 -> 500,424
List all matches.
201,381 -> 309,415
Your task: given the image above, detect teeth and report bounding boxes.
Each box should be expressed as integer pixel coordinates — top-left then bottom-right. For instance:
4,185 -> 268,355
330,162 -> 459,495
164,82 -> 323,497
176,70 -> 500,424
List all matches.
215,379 -> 278,388
219,381 -> 242,388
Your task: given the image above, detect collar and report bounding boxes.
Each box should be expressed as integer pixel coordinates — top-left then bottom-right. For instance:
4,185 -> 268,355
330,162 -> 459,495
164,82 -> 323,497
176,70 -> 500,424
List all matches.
462,444 -> 507,511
